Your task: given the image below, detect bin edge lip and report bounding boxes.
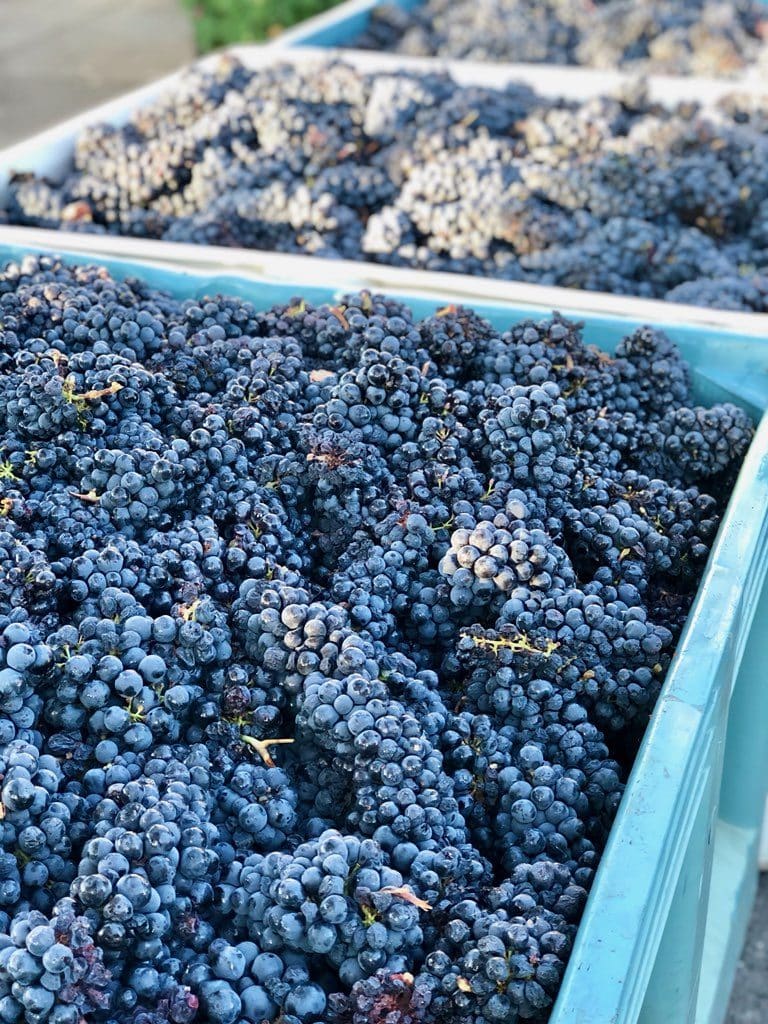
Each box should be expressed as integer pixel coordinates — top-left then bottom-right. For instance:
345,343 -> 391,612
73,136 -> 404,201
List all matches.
3,225 -> 768,341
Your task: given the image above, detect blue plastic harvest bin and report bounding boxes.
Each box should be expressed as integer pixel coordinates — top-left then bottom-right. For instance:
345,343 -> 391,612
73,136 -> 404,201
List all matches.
277,0 -> 768,53
276,0 -> 420,48
2,243 -> 768,1024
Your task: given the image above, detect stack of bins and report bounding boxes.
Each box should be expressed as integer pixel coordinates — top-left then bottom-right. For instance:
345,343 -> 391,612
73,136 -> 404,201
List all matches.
1,33 -> 768,1024
2,46 -> 768,334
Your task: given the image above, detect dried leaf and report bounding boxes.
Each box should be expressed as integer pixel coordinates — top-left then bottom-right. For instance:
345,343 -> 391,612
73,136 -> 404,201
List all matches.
241,736 -> 295,767
379,887 -> 432,911
329,305 -> 349,330
309,369 -> 335,383
73,381 -> 124,402
69,489 -> 101,504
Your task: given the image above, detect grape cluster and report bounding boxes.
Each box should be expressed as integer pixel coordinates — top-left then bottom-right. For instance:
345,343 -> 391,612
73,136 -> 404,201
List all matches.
354,0 -> 768,76
0,252 -> 754,1024
8,60 -> 768,311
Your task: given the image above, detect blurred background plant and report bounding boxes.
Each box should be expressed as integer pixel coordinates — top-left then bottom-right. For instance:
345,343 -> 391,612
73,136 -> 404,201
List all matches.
182,0 -> 341,49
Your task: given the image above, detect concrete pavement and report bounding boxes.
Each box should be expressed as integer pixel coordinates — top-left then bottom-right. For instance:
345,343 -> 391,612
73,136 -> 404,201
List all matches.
0,0 -> 195,144
726,873 -> 768,1023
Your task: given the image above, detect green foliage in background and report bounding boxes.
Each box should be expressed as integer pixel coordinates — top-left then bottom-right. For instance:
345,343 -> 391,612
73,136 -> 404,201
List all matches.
183,0 -> 342,51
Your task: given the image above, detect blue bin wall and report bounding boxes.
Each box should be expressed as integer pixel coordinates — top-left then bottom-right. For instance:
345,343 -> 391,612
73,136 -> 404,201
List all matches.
285,0 -> 420,47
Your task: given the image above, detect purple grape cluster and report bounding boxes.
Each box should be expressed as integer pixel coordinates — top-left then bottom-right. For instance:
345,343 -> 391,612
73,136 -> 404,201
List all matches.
0,252 -> 754,1024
